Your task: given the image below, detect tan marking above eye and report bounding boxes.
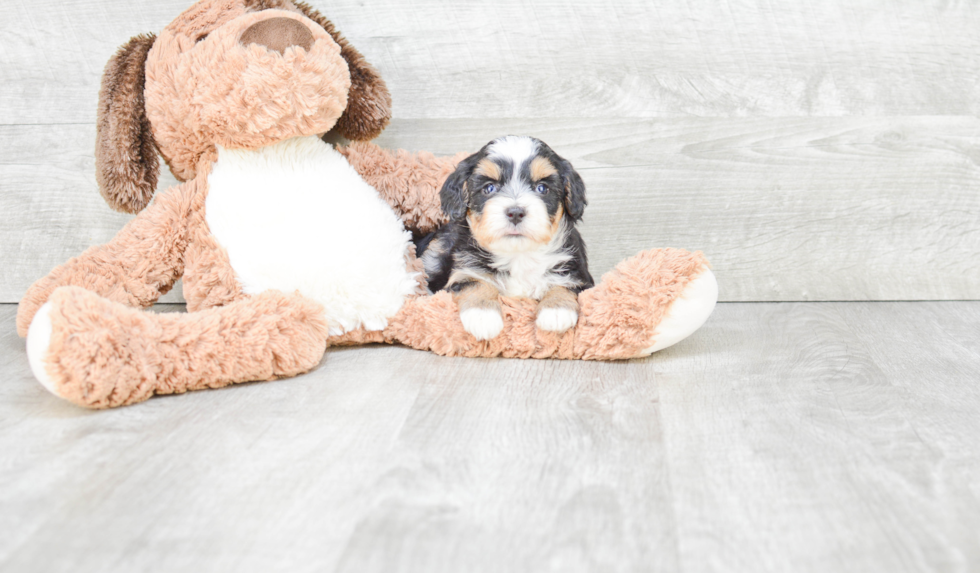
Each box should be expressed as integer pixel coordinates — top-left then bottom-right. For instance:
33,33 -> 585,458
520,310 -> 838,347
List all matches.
530,156 -> 557,181
475,159 -> 502,180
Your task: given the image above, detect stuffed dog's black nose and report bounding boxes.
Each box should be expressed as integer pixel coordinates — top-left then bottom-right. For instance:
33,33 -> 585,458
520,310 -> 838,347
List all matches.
240,17 -> 314,54
505,206 -> 526,224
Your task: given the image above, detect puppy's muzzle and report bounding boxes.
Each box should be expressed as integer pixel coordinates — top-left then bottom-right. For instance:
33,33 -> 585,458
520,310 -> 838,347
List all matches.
240,17 -> 315,54
505,206 -> 526,225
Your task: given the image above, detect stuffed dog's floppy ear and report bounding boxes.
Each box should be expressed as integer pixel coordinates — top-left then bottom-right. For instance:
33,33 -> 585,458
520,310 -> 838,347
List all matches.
95,34 -> 159,214
440,153 -> 481,221
294,2 -> 392,141
557,157 -> 587,221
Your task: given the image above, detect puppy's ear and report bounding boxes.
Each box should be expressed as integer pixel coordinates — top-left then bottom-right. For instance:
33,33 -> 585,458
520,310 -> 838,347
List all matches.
294,2 -> 392,141
96,33 -> 159,214
557,158 -> 587,221
440,153 -> 481,221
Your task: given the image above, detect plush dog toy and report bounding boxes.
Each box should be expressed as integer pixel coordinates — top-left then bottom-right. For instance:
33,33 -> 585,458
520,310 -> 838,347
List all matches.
17,0 -> 718,409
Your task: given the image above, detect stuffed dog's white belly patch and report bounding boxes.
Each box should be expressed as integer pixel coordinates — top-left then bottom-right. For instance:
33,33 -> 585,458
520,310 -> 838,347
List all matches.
206,136 -> 418,335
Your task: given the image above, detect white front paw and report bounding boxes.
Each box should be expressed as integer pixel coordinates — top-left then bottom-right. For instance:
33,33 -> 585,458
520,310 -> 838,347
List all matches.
536,307 -> 578,333
460,307 -> 504,340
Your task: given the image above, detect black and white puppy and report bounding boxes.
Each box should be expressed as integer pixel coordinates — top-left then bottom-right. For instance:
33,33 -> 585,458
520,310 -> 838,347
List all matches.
417,136 -> 594,340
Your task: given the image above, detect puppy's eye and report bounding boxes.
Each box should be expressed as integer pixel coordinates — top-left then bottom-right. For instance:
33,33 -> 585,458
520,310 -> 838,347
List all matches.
535,183 -> 548,194
483,183 -> 497,195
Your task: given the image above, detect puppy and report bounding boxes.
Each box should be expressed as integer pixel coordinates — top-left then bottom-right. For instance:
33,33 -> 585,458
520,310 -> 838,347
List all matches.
418,136 -> 594,341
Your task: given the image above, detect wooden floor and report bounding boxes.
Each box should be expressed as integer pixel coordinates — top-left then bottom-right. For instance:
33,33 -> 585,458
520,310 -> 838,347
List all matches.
2,301 -> 978,572
3,1 -> 980,570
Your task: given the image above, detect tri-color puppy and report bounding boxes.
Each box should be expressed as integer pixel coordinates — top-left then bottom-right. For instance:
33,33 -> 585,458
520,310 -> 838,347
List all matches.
418,136 -> 594,341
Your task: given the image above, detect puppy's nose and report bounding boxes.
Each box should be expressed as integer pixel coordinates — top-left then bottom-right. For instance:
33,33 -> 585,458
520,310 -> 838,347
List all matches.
505,206 -> 526,225
240,17 -> 314,54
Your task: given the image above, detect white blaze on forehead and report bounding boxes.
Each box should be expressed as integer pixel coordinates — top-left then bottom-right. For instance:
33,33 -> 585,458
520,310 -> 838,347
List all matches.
488,136 -> 539,198
477,139 -> 555,251
487,136 -> 539,168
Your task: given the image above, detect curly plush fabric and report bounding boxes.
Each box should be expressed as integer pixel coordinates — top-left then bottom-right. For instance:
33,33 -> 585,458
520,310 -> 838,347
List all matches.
338,142 -> 469,234
385,249 -> 710,360
95,34 -> 159,214
146,10 -> 351,183
16,179 -> 193,337
293,1 -> 392,141
20,0 -> 717,409
32,249 -> 708,408
41,287 -> 329,408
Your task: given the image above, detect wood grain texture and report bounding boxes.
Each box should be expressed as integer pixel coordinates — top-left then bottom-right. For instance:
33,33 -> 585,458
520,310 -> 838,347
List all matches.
376,117 -> 980,301
5,2 -> 980,571
0,124 -> 185,303
2,0 -> 979,301
4,118 -> 978,303
2,0 -> 980,124
658,302 -> 980,572
2,301 -> 979,571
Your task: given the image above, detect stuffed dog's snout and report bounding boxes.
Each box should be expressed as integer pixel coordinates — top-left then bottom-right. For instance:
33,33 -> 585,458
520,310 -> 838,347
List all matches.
240,16 -> 314,54
95,0 -> 393,208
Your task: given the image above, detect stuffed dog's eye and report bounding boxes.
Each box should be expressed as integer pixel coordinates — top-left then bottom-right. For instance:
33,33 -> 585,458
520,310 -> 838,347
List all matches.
535,183 -> 547,194
483,183 -> 497,195
196,33 -> 209,44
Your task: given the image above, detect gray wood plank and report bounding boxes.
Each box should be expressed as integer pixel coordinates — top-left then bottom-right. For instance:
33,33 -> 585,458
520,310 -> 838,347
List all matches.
4,117 -> 979,303
377,117 -> 980,302
0,124 -> 184,303
333,358 -> 676,573
2,302 -> 980,571
658,302 -> 980,572
3,0 -> 980,125
0,304 -> 424,572
0,303 -> 676,572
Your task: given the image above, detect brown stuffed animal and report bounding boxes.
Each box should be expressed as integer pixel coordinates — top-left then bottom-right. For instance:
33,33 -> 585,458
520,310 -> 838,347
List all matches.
18,0 -> 718,409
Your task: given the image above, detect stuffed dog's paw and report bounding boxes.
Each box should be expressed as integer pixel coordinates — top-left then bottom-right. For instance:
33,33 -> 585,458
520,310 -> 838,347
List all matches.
460,307 -> 504,340
26,301 -> 58,396
640,267 -> 718,355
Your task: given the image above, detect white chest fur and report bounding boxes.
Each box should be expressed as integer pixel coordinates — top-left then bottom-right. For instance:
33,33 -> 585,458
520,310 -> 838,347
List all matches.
490,224 -> 575,299
494,251 -> 572,298
205,136 -> 418,335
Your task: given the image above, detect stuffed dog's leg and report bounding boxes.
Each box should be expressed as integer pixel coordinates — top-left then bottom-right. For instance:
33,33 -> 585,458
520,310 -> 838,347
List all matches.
17,182 -> 197,337
385,248 -> 717,360
337,142 -> 469,235
573,249 -> 717,359
26,287 -> 329,408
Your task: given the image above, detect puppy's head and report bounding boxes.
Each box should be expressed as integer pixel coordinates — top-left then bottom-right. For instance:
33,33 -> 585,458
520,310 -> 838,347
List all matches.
441,136 -> 587,253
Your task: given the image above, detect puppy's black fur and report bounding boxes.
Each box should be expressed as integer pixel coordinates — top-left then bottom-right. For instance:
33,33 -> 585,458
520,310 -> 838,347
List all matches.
417,136 -> 593,296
